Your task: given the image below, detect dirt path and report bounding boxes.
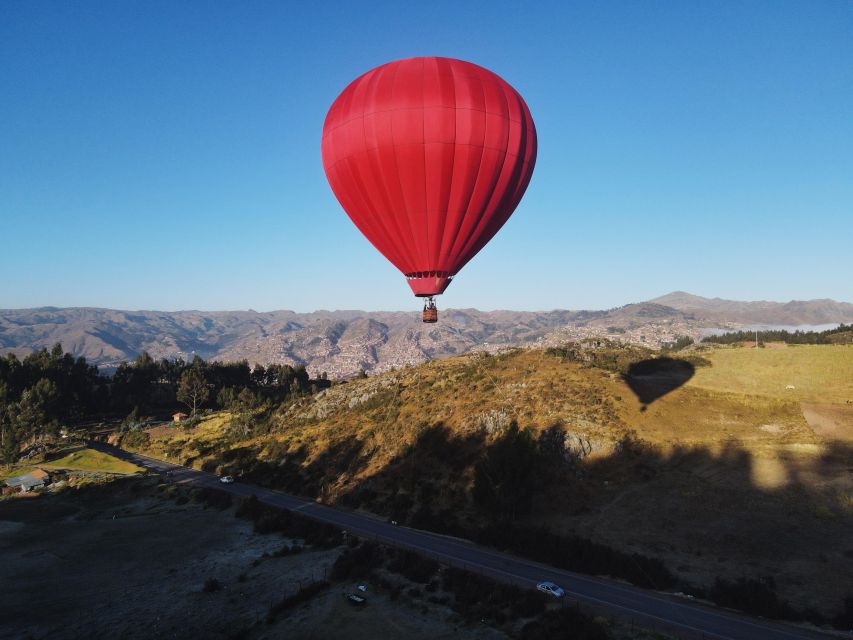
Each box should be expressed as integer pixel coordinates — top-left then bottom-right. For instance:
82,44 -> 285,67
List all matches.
801,403 -> 853,441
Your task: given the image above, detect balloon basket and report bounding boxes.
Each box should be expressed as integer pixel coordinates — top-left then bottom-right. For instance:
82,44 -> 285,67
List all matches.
422,298 -> 438,323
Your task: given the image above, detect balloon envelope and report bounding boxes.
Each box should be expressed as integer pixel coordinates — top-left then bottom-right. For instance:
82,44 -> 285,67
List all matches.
322,56 -> 537,297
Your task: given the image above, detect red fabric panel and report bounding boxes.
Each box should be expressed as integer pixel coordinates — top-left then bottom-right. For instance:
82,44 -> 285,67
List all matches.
321,56 -> 537,297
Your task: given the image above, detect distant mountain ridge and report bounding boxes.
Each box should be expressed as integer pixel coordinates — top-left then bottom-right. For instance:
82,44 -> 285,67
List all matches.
1,293 -> 850,377
650,291 -> 853,325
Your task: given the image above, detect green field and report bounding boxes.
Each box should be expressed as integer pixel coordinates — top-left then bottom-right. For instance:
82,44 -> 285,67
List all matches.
689,344 -> 853,403
41,447 -> 143,474
1,467 -> 37,481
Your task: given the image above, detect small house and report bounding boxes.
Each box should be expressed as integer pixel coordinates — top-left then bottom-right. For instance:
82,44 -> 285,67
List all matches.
173,412 -> 189,423
4,469 -> 51,493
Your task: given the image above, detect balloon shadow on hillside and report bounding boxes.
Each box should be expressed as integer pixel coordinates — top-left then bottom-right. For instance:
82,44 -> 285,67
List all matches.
622,358 -> 695,411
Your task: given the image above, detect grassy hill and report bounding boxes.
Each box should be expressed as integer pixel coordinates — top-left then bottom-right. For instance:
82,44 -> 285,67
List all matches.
41,446 -> 143,474
2,446 -> 142,481
125,343 -> 853,620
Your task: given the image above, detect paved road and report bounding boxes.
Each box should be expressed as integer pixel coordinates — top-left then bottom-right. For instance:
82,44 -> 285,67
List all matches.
97,443 -> 843,640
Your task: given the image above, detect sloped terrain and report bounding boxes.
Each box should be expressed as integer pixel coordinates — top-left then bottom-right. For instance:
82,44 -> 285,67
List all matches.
651,292 -> 853,325
128,344 -> 853,619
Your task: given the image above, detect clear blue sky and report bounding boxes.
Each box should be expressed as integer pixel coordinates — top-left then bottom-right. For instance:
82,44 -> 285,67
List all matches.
2,0 -> 851,312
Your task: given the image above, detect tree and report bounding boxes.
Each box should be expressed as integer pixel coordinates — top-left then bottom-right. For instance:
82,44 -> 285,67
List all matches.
134,351 -> 155,370
233,388 -> 259,436
251,364 -> 267,387
217,386 -> 238,410
0,416 -> 19,462
0,383 -> 19,462
17,378 -> 60,437
178,367 -> 209,416
236,387 -> 258,412
122,406 -> 141,427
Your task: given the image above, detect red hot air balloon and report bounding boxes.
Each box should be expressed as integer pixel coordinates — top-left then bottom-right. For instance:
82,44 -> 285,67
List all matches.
321,57 -> 537,323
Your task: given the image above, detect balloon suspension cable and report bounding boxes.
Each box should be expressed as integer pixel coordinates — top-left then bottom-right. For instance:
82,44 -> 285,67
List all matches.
422,296 -> 438,323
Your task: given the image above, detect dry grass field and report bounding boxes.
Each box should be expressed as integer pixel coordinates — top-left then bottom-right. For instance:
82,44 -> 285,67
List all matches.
689,344 -> 853,404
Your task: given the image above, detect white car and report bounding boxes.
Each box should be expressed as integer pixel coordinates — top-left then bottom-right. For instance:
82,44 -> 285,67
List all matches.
219,475 -> 235,484
536,581 -> 565,598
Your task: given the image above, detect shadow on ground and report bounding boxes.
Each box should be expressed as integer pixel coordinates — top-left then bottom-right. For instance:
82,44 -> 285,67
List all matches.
622,357 -> 695,410
95,418 -> 853,627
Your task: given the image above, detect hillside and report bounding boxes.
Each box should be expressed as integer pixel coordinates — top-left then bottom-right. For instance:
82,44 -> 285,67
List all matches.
651,291 -> 853,325
2,293 -> 851,378
0,304 -> 685,377
125,343 -> 853,620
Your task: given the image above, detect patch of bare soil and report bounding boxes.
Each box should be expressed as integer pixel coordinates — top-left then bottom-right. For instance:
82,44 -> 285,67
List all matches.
145,423 -> 180,440
801,403 -> 853,441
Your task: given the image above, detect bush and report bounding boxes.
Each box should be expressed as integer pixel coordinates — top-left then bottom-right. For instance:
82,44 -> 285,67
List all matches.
511,589 -> 547,618
441,568 -> 521,620
194,486 -> 232,510
331,542 -> 382,580
708,576 -> 799,621
387,549 -> 439,583
120,430 -> 151,450
236,495 -> 342,547
547,342 -> 656,375
266,581 -> 329,623
706,576 -> 826,625
520,608 -> 609,640
682,354 -> 712,368
408,505 -> 464,537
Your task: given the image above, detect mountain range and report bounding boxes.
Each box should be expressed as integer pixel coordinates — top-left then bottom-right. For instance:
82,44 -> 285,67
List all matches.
649,291 -> 853,325
1,292 -> 850,378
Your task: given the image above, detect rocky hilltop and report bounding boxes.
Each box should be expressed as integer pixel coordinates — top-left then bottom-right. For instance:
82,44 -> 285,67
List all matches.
1,292 -> 850,378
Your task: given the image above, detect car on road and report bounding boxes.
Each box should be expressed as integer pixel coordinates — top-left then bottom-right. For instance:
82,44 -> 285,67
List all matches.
536,581 -> 565,598
219,475 -> 235,484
